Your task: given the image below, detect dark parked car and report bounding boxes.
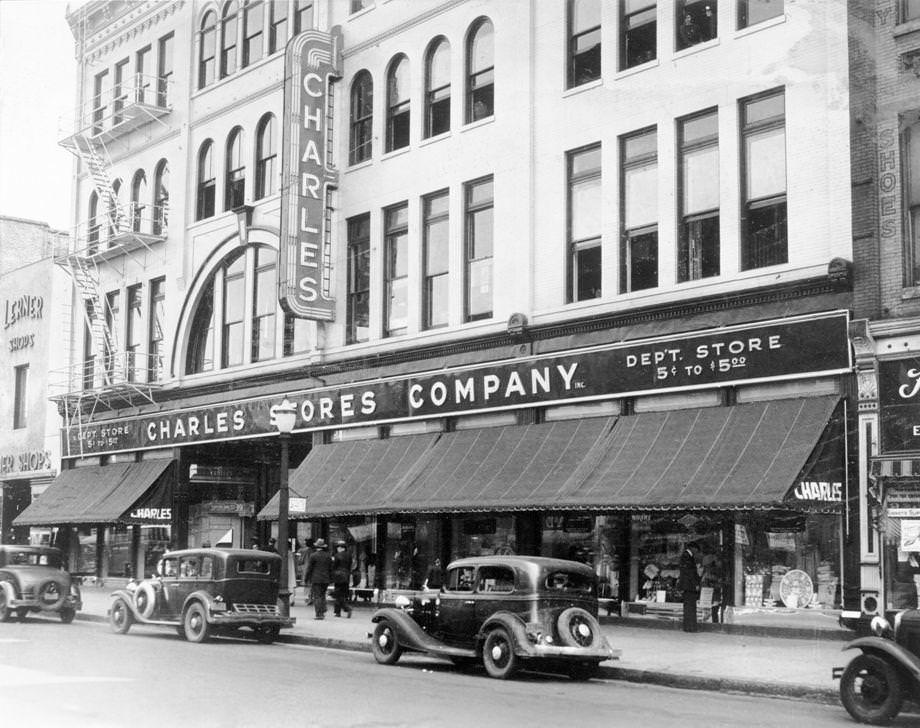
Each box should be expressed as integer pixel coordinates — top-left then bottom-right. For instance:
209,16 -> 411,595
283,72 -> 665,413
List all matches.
108,548 -> 294,643
0,544 -> 82,623
370,555 -> 619,679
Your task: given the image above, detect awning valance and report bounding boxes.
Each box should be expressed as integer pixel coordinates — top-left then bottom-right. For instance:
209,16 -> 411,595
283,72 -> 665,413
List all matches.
871,457 -> 920,481
13,460 -> 175,526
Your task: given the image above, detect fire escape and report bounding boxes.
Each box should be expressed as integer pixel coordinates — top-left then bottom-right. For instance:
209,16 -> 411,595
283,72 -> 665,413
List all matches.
52,73 -> 172,455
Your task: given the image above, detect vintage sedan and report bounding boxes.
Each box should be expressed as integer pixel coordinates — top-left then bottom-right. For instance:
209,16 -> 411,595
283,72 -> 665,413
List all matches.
109,548 -> 294,643
370,555 -> 619,679
0,545 -> 82,623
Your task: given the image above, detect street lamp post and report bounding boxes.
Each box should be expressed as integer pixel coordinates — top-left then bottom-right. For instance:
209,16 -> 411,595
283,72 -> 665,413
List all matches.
272,398 -> 297,618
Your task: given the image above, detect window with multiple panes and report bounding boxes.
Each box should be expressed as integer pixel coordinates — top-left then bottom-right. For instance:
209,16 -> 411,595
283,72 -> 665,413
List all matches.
347,214 -> 371,344
464,177 -> 494,321
88,192 -> 100,254
243,0 -> 264,67
130,170 -> 147,233
187,279 -> 215,374
425,38 -> 451,138
568,0 -> 601,88
221,252 -> 246,368
105,291 -> 120,381
678,109 -> 720,282
148,277 -> 166,381
738,0 -> 783,29
221,1 -> 239,79
255,114 -> 277,199
196,140 -> 216,220
225,127 -> 246,210
153,159 -> 169,235
677,0 -> 717,50
269,0 -> 289,52
135,46 -> 152,104
294,0 -> 313,33
904,121 -> 920,286
157,33 -> 174,107
108,178 -> 123,240
567,144 -> 602,302
92,69 -> 108,135
386,56 -> 411,152
621,0 -> 656,69
83,304 -> 95,389
13,365 -> 28,429
384,204 -> 409,337
905,0 -> 920,22
251,247 -> 277,361
466,19 -> 494,122
740,89 -> 786,270
423,191 -> 450,329
350,71 -> 373,165
620,127 -> 658,292
199,11 -> 217,88
113,58 -> 129,125
283,314 -> 310,356
126,283 -> 143,382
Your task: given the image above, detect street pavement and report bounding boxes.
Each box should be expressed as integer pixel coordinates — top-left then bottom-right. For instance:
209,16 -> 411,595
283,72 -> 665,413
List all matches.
75,584 -> 848,703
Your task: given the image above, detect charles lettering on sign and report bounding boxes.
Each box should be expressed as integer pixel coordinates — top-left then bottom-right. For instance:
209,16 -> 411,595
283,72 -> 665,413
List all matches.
792,481 -> 842,502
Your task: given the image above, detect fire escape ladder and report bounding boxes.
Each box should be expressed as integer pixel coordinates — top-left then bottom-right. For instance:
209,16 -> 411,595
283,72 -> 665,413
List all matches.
67,254 -> 121,386
62,132 -> 127,238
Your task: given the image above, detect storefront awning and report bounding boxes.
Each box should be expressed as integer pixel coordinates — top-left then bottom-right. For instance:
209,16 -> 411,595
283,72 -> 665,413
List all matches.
870,457 -> 920,480
569,396 -> 841,510
13,460 -> 175,526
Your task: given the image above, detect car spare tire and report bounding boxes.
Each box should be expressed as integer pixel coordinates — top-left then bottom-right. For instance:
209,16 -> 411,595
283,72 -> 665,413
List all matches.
556,607 -> 600,649
134,581 -> 158,619
37,580 -> 66,611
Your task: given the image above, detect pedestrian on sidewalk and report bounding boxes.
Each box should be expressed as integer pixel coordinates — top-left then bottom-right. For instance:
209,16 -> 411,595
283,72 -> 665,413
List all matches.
679,541 -> 702,633
303,538 -> 331,619
332,540 -> 353,618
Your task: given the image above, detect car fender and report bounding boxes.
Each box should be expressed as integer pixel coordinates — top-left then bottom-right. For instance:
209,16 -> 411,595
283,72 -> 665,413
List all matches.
844,636 -> 920,682
479,611 -> 530,653
0,579 -> 16,602
181,590 -> 221,621
371,607 -> 476,659
110,588 -> 144,620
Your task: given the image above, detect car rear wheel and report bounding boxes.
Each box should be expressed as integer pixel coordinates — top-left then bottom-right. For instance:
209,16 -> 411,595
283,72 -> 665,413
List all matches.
840,653 -> 903,725
0,592 -> 10,623
482,628 -> 519,679
556,607 -> 600,649
256,625 -> 280,644
60,607 -> 76,624
109,598 -> 133,634
371,620 -> 402,665
183,602 -> 211,643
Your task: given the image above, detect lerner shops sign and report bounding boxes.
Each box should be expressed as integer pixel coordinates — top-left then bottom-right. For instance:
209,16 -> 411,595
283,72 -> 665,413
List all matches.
880,357 -> 920,453
63,311 -> 851,456
278,29 -> 340,322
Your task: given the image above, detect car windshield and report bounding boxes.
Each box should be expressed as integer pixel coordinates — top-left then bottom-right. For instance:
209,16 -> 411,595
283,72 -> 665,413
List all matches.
7,550 -> 61,568
544,570 -> 594,595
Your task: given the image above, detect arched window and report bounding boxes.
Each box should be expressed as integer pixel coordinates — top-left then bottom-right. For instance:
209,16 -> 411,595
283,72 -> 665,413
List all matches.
109,178 -> 123,240
425,38 -> 450,138
185,244 -> 309,374
225,127 -> 246,210
196,140 -> 216,220
87,191 -> 100,254
153,159 -> 169,235
349,71 -> 373,165
131,170 -> 147,233
199,11 -> 217,88
221,1 -> 239,78
255,113 -> 277,199
386,55 -> 410,152
466,18 -> 494,123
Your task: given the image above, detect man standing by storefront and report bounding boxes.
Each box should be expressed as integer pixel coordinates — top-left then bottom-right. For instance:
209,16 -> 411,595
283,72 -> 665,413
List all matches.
332,540 -> 353,618
303,538 -> 331,620
679,542 -> 702,633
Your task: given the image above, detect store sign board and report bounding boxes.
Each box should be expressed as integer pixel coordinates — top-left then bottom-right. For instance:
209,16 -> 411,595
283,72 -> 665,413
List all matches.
0,449 -> 52,476
63,312 -> 851,456
790,481 -> 843,503
879,358 -> 920,453
278,29 -> 340,322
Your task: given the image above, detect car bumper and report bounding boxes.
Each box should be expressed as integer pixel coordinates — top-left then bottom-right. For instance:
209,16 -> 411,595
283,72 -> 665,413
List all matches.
10,595 -> 81,612
522,643 -> 620,661
208,607 -> 295,628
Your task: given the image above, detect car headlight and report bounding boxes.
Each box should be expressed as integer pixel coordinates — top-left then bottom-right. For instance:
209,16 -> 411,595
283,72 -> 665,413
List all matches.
870,615 -> 892,637
394,595 -> 411,608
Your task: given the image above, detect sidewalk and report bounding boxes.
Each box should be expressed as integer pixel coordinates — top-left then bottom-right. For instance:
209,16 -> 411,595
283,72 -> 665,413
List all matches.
76,585 -> 847,703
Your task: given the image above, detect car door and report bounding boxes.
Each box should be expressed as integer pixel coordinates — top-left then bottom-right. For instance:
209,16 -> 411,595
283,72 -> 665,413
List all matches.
474,564 -> 517,626
159,555 -> 181,617
436,565 -> 479,646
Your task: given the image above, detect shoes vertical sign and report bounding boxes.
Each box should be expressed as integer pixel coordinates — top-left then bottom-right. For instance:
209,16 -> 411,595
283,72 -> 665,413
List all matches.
279,28 -> 342,321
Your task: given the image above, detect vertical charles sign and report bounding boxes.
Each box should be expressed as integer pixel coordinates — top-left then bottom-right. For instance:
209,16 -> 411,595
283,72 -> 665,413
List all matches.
279,29 -> 341,321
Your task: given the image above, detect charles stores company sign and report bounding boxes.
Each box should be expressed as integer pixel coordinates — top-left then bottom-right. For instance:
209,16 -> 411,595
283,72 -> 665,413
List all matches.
64,312 -> 851,456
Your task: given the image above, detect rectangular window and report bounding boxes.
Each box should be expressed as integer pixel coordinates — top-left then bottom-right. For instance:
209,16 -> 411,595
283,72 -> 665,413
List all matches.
13,365 -> 28,429
905,122 -> 920,286
677,0 -> 717,50
740,89 -> 787,270
251,249 -> 276,362
464,177 -> 494,321
148,278 -> 165,381
568,144 -> 602,302
92,69 -> 108,135
568,0 -> 601,88
294,0 -> 314,33
738,0 -> 783,29
113,58 -> 129,125
350,0 -> 370,13
105,290 -> 120,381
126,284 -> 143,382
423,191 -> 450,329
200,20 -> 216,88
678,110 -> 720,282
904,0 -> 920,22
384,203 -> 409,337
158,33 -> 174,107
222,255 -> 246,367
221,8 -> 238,78
621,0 -> 656,70
135,46 -> 152,105
83,304 -> 95,390
243,0 -> 264,67
346,214 -> 371,344
283,315 -> 310,356
620,128 -> 658,292
270,0 -> 289,53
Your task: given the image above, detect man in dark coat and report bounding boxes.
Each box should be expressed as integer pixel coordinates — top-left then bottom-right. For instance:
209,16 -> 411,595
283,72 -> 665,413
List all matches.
331,541 -> 353,618
303,538 -> 332,619
678,542 -> 702,633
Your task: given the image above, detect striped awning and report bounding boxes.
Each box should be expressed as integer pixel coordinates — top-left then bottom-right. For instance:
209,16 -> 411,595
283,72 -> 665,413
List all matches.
870,458 -> 920,480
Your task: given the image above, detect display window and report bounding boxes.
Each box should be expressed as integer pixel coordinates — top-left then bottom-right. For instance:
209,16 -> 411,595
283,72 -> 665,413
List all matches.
540,513 -> 626,600
451,515 -> 515,560
327,516 -> 377,589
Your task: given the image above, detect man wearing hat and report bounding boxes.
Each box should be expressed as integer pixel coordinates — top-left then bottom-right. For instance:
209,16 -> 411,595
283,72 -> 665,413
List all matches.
332,540 -> 353,618
303,538 -> 332,619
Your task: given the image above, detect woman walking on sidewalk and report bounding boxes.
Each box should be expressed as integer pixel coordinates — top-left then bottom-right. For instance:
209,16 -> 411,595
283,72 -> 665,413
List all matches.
332,541 -> 353,618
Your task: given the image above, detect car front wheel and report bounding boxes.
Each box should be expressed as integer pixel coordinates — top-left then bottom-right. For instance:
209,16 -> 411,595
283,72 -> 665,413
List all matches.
482,628 -> 519,679
183,602 -> 211,643
109,598 -> 133,634
371,620 -> 402,665
16,608 -> 29,622
0,591 -> 10,623
60,607 -> 76,624
256,625 -> 280,644
840,653 -> 903,725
